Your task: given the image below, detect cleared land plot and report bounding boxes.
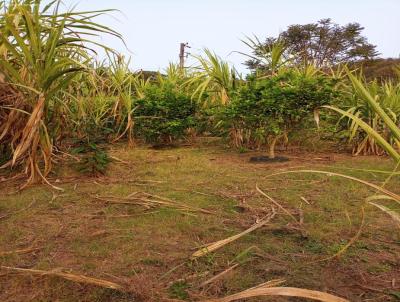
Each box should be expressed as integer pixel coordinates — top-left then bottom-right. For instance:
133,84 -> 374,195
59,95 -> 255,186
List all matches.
0,144 -> 399,301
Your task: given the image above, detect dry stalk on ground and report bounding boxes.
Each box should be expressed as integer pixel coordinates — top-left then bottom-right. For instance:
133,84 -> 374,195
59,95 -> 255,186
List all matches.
1,266 -> 124,290
91,191 -> 214,215
202,284 -> 349,302
192,208 -> 276,258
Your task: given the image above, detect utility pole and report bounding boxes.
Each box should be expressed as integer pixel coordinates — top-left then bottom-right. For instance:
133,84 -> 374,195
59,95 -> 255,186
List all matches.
179,42 -> 190,70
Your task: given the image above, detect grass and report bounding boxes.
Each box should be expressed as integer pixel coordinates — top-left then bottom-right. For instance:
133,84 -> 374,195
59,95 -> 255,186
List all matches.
0,141 -> 399,301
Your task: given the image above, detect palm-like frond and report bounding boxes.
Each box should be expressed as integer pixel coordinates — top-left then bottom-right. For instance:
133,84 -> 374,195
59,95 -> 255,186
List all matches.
336,70 -> 400,156
239,35 -> 292,76
185,49 -> 238,104
0,0 -> 121,186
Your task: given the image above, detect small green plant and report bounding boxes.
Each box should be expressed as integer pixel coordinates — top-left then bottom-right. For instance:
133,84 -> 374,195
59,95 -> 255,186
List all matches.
139,258 -> 164,267
303,239 -> 326,254
168,281 -> 189,300
238,146 -> 248,154
72,142 -> 110,176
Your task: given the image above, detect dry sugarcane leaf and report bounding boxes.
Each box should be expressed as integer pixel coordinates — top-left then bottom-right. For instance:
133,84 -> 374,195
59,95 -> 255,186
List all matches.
202,285 -> 348,302
256,184 -> 299,223
0,247 -> 41,256
192,209 -> 276,258
369,202 -> 400,227
199,264 -> 239,288
1,266 -> 123,290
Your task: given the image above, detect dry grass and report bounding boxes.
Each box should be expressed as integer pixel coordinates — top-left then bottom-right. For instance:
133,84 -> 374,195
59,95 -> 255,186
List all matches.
0,143 -> 399,301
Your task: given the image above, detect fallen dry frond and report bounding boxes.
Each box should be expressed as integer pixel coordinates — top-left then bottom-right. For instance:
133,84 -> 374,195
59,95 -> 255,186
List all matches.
369,202 -> 400,227
1,266 -> 124,290
0,247 -> 42,256
309,207 -> 366,264
199,264 -> 239,288
256,185 -> 308,237
91,191 -> 213,215
87,211 -> 161,219
202,283 -> 348,302
256,184 -> 299,223
192,208 -> 276,258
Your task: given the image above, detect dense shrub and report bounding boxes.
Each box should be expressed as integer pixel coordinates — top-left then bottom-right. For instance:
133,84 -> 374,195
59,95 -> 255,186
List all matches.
223,71 -> 338,157
133,83 -> 197,144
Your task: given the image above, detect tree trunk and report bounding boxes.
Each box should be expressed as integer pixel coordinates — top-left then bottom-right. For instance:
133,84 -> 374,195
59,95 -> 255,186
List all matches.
269,136 -> 278,159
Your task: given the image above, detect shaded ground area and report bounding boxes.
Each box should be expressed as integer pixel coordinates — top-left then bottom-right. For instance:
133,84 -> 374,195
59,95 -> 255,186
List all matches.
0,142 -> 399,301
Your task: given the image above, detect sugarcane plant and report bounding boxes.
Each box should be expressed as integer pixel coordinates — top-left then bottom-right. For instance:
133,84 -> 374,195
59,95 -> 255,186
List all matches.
239,35 -> 292,76
320,71 -> 400,224
107,53 -> 136,146
336,72 -> 400,156
327,71 -> 400,161
185,49 -> 238,105
0,0 -> 121,186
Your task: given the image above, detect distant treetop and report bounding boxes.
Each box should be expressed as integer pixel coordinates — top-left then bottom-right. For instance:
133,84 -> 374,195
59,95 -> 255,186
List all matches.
246,19 -> 378,71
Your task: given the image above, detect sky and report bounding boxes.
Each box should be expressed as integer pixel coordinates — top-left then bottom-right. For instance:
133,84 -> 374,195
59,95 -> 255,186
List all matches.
60,0 -> 400,74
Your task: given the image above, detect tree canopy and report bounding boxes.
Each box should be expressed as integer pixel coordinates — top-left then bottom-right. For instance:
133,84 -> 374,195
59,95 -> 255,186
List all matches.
246,19 -> 378,71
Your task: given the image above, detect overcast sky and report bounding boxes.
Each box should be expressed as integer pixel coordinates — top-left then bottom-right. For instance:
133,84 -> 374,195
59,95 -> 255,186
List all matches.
60,0 -> 399,74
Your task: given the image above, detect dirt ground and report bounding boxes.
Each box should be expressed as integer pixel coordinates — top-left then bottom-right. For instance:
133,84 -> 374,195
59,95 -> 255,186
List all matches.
0,142 -> 399,301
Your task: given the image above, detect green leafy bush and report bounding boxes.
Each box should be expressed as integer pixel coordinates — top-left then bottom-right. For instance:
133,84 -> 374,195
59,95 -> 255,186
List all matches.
133,83 -> 197,144
223,71 -> 338,157
72,142 -> 110,176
